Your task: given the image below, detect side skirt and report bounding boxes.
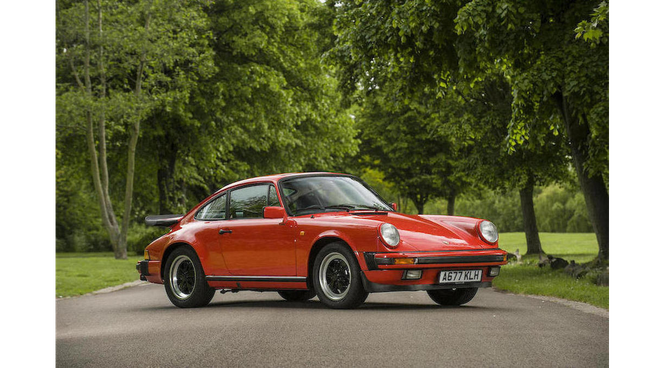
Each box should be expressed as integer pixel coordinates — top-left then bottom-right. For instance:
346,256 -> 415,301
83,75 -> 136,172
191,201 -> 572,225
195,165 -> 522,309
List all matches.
206,275 -> 307,283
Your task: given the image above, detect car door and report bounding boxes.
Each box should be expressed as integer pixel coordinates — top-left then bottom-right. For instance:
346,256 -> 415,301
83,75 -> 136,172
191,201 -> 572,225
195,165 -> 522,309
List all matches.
219,183 -> 297,276
192,192 -> 231,276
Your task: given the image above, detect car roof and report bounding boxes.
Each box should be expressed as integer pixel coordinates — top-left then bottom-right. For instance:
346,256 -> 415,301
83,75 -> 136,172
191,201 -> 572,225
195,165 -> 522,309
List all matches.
215,172 -> 349,193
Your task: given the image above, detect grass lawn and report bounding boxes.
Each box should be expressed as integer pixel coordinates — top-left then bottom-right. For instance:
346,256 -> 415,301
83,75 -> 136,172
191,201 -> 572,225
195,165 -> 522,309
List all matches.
495,232 -> 609,309
56,252 -> 143,298
56,233 -> 608,309
499,232 -> 600,263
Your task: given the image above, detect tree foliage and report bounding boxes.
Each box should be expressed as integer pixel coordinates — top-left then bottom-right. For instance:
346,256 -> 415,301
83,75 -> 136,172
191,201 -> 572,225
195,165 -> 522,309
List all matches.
330,0 -> 608,260
56,0 -> 358,255
357,88 -> 470,214
455,0 -> 609,261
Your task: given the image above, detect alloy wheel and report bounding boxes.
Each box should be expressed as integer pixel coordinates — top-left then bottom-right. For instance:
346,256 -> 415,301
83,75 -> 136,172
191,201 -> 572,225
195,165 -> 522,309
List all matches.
318,252 -> 351,301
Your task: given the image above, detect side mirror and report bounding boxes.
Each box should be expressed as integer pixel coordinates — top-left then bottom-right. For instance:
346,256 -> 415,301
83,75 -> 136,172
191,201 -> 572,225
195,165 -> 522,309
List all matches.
390,203 -> 398,211
264,206 -> 286,219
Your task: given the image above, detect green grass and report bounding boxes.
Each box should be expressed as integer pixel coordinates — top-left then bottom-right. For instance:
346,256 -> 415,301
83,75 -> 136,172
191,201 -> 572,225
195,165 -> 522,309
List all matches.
499,232 -> 600,263
56,233 -> 608,309
56,252 -> 143,297
494,232 -> 608,309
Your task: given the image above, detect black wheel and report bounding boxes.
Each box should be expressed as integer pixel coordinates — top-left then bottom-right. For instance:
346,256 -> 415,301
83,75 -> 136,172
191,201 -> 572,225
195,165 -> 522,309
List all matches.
312,242 -> 368,309
164,247 -> 215,308
427,288 -> 478,306
277,290 -> 316,302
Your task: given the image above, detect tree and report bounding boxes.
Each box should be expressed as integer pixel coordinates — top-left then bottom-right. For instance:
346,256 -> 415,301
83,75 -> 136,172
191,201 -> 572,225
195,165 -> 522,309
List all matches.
204,0 -> 357,180
455,0 -> 609,261
139,0 -> 359,211
357,86 -> 470,215
57,0 -> 215,259
56,0 -> 359,255
329,0 -> 572,255
329,1 -> 474,215
451,74 -> 571,255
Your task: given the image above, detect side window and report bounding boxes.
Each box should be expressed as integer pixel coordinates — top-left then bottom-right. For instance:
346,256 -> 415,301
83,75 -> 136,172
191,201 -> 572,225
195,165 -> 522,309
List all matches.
195,194 -> 226,220
267,185 -> 281,207
230,185 -> 268,219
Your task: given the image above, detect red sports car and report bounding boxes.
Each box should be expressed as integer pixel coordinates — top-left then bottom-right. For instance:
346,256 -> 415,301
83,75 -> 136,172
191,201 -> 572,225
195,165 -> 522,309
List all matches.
137,173 -> 507,309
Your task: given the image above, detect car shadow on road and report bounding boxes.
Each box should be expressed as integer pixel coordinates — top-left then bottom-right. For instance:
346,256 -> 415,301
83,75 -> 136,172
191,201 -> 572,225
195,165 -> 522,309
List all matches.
179,299 -> 510,311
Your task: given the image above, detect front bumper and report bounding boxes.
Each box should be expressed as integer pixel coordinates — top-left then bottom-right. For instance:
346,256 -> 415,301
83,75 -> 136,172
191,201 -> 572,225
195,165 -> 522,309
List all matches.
361,249 -> 508,292
364,249 -> 508,270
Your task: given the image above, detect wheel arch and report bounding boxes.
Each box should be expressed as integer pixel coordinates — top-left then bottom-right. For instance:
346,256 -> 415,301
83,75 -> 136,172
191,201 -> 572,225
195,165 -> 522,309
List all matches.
306,236 -> 355,289
161,242 -> 198,280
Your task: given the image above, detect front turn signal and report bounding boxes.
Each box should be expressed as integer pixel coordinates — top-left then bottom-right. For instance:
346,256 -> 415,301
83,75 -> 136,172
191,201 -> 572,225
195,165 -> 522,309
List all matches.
393,258 -> 416,265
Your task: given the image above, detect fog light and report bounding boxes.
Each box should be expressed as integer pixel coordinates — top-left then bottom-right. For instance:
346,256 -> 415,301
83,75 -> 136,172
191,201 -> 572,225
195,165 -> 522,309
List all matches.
489,267 -> 501,277
402,270 -> 422,280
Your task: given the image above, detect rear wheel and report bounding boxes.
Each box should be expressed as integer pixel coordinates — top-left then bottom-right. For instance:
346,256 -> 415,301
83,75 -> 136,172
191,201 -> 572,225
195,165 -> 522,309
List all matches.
312,242 -> 368,309
427,288 -> 478,306
164,247 -> 215,308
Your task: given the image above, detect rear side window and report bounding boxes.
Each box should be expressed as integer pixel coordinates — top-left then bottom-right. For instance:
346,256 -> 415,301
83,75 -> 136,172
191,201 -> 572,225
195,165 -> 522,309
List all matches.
195,194 -> 227,220
230,185 -> 269,219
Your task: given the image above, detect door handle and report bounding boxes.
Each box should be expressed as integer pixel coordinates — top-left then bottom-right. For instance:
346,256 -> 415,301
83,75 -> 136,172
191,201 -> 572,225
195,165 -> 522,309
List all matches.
219,229 -> 232,235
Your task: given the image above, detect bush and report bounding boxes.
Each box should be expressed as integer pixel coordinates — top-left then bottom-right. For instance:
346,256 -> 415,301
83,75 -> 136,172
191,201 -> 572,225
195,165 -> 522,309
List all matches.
452,191 -> 523,232
424,184 -> 593,234
127,224 -> 168,256
535,185 -> 593,233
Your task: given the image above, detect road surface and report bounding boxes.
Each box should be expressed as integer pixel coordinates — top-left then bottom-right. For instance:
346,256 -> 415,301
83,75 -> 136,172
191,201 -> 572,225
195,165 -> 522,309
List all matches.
56,284 -> 608,367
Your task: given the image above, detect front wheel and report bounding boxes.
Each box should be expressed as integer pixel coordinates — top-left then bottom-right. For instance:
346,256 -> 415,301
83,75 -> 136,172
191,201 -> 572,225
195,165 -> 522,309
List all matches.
312,243 -> 368,309
164,247 -> 215,308
427,288 -> 478,306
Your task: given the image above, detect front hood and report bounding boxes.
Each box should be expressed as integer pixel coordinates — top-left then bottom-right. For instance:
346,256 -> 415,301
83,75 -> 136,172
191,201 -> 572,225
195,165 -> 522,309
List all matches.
343,212 -> 493,251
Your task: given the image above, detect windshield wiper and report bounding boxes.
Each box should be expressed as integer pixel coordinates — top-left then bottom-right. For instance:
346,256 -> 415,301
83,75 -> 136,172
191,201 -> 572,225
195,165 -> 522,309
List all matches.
351,205 -> 387,211
329,204 -> 391,211
300,204 -> 389,214
293,204 -> 354,215
323,204 -> 356,211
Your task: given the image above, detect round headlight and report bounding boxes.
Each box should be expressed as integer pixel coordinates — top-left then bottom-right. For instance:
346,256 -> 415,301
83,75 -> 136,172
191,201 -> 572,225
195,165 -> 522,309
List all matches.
479,221 -> 499,244
380,223 -> 400,248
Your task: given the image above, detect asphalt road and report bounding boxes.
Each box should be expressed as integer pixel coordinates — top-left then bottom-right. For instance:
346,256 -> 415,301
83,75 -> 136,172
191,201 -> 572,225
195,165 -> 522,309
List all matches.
56,284 -> 608,367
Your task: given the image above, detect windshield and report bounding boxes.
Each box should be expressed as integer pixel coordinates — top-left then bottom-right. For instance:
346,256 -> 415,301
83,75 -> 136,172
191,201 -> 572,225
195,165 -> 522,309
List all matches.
280,176 -> 393,216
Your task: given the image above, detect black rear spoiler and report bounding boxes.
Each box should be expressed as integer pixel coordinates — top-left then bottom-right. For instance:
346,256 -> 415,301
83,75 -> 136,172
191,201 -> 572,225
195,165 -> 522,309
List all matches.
145,214 -> 184,227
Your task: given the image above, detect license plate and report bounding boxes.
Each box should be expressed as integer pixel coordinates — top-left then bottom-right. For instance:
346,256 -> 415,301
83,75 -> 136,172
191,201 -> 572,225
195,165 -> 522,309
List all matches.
438,269 -> 482,284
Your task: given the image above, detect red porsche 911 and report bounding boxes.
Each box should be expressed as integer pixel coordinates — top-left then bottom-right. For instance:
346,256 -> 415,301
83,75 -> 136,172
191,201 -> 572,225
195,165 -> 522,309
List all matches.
137,173 -> 507,309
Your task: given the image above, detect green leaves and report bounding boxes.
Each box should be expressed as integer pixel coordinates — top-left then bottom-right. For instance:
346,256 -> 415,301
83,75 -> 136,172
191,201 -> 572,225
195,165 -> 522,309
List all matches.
200,0 -> 357,179
56,0 -> 359,252
575,1 -> 609,46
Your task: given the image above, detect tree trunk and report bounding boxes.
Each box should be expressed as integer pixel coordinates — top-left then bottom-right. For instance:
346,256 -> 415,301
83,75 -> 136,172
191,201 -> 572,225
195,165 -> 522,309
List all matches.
446,193 -> 456,216
411,194 -> 426,215
519,175 -> 543,255
158,143 -> 178,214
82,0 -> 121,256
414,202 -> 425,215
554,92 -> 609,262
119,6 -> 153,259
74,0 -> 154,259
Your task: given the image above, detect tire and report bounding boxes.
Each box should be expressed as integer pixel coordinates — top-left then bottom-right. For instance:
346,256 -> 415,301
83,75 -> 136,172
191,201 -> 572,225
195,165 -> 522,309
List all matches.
312,242 -> 368,309
164,246 -> 215,308
277,290 -> 316,302
427,287 -> 478,306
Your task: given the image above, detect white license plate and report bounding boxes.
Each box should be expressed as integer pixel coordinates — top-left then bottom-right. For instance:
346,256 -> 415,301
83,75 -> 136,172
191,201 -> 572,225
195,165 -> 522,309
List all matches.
438,270 -> 482,284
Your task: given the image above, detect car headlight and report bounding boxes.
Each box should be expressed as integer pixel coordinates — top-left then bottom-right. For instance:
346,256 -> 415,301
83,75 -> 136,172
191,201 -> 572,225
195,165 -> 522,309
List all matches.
380,223 -> 400,248
479,221 -> 499,244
